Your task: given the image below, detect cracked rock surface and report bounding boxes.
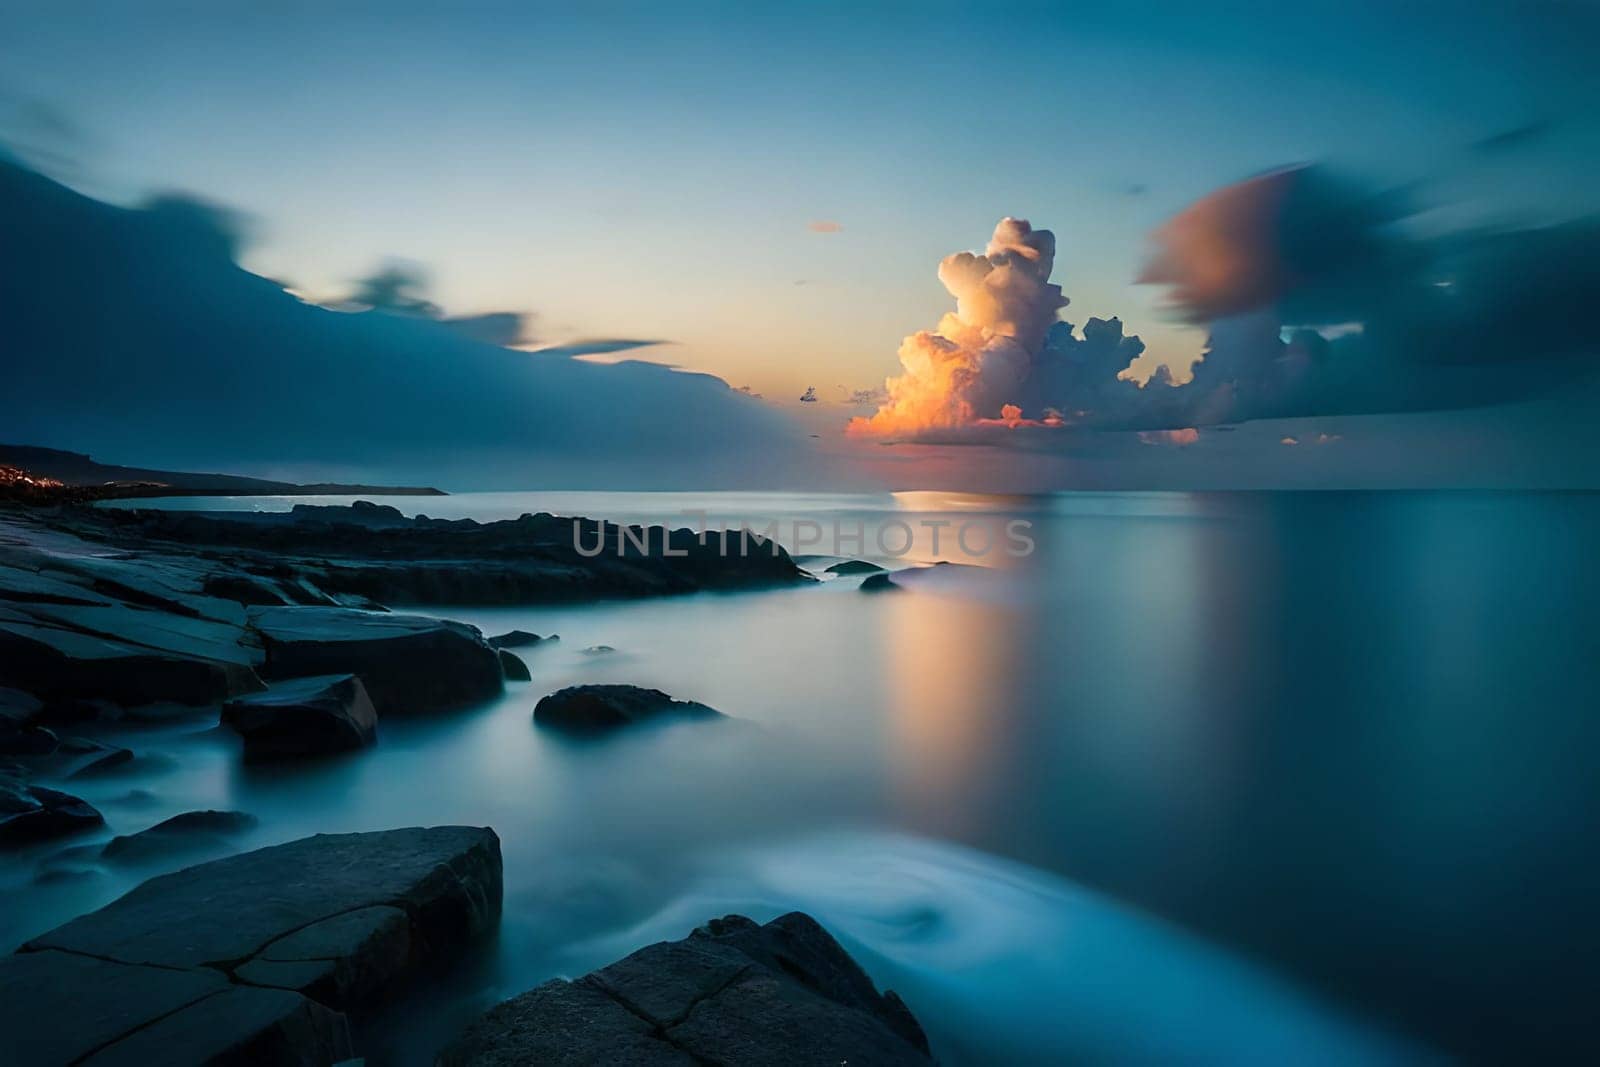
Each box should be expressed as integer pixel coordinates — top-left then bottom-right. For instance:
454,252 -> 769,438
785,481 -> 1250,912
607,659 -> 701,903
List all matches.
1,825 -> 502,1064
440,912 -> 931,1066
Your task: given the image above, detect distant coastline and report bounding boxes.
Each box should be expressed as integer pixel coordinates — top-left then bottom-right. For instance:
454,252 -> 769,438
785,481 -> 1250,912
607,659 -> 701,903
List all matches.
0,443 -> 446,503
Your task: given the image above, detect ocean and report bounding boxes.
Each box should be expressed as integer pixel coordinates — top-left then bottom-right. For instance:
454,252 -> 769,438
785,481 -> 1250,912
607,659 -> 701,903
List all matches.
14,489 -> 1600,1063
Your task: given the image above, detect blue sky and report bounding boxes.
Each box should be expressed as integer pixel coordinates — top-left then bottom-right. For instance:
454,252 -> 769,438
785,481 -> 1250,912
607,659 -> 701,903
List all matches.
3,2 -> 1595,410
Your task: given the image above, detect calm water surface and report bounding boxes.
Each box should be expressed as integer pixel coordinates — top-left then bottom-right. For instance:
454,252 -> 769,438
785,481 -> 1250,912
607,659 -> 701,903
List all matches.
10,490 -> 1600,1063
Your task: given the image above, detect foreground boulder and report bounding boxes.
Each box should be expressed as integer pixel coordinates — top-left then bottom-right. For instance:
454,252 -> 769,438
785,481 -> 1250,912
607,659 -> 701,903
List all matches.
441,912 -> 931,1066
533,684 -> 724,733
248,606 -> 503,715
222,673 -> 378,760
7,826 -> 502,1062
0,950 -> 352,1066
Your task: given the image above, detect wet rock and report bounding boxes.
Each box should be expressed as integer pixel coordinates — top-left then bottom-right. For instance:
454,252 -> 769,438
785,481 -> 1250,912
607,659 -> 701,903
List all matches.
24,825 -> 503,1010
222,673 -> 378,761
497,649 -> 531,681
487,629 -> 553,649
101,809 -> 257,864
0,685 -> 44,727
859,572 -> 901,593
247,606 -> 503,715
533,684 -> 724,734
826,559 -> 886,575
0,602 -> 265,707
440,912 -> 930,1066
60,738 -> 138,778
0,722 -> 58,756
0,775 -> 104,846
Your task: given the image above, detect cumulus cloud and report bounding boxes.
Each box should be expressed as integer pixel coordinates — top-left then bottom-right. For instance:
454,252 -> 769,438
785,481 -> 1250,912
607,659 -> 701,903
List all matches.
807,220 -> 844,233
848,169 -> 1600,450
1139,428 -> 1200,447
850,218 -> 1067,437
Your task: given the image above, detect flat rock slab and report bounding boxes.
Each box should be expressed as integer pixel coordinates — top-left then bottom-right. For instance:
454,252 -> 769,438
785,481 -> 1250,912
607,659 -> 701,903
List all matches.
533,684 -> 724,734
222,673 -> 378,760
441,912 -> 930,1066
26,826 -> 501,987
248,606 -> 503,715
0,950 -> 351,1066
9,826 -> 501,1063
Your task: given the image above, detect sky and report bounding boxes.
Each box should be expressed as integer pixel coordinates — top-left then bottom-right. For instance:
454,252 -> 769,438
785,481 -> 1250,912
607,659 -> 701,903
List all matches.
2,2 -> 1598,490
4,3 -> 1594,401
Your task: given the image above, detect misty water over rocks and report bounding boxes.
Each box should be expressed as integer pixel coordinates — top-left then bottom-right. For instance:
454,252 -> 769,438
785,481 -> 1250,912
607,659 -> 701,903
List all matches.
11,489 -> 1600,1063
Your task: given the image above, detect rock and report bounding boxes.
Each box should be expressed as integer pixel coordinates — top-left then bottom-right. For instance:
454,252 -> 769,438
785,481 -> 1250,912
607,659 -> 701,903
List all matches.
222,674 -> 378,761
0,685 -> 44,727
487,629 -> 552,649
78,984 -> 353,1067
247,606 -> 503,715
1,776 -> 104,845
579,644 -> 617,656
0,602 -> 266,707
533,685 -> 724,734
61,737 -> 138,778
440,912 -> 930,1066
497,649 -> 531,681
101,809 -> 257,864
826,559 -> 886,575
24,826 -> 503,1010
0,722 -> 58,756
859,572 -> 901,593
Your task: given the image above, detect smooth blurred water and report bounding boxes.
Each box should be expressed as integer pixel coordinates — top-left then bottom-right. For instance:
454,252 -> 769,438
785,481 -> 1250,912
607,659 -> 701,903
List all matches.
14,490 -> 1600,1063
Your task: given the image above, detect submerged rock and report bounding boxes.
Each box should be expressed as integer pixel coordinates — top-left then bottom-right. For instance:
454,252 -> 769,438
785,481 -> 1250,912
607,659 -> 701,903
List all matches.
497,649 -> 531,681
859,572 -> 901,593
101,809 -> 258,864
440,912 -> 931,1066
487,629 -> 553,649
222,673 -> 378,760
9,826 -> 502,1061
248,606 -> 503,715
533,685 -> 724,733
579,644 -> 617,656
0,775 -> 104,846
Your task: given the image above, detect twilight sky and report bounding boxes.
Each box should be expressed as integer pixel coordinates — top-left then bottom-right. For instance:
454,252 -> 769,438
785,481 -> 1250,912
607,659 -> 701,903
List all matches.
4,2 -> 1595,408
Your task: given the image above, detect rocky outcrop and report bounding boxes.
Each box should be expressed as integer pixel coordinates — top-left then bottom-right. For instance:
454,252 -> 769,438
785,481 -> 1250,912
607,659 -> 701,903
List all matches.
7,826 -> 502,1062
859,572 -> 901,593
248,606 -> 503,716
222,673 -> 379,760
34,502 -> 809,606
533,685 -> 724,734
440,912 -> 931,1066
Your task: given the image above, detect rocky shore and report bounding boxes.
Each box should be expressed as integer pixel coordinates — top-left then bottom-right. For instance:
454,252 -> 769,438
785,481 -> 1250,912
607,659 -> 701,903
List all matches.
0,499 -> 928,1062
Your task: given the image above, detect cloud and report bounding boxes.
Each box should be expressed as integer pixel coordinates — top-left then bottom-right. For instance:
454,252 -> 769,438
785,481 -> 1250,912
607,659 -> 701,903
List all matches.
807,220 -> 843,233
1139,428 -> 1200,447
0,156 -> 812,489
850,218 -> 1067,437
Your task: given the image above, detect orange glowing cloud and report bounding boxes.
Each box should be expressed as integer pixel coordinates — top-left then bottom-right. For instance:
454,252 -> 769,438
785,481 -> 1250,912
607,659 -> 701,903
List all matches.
1139,427 -> 1201,447
849,218 -> 1067,438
